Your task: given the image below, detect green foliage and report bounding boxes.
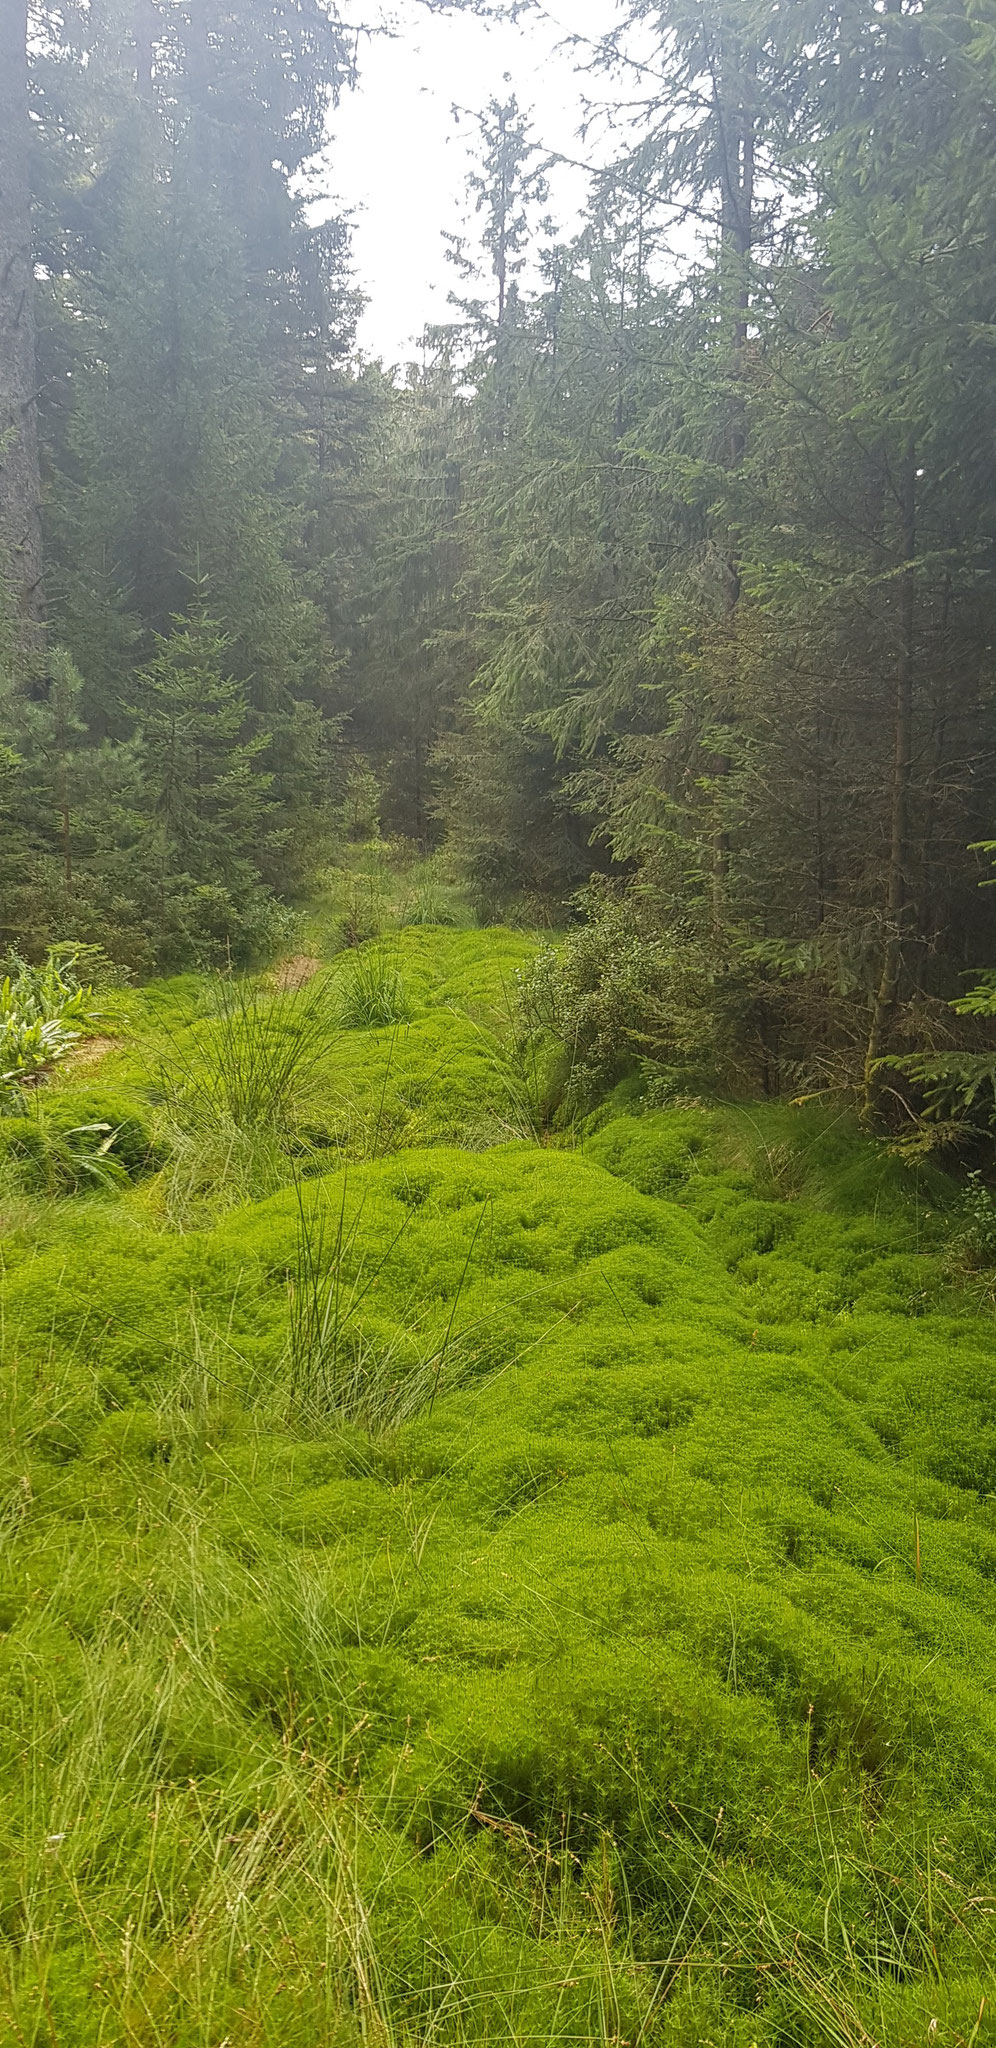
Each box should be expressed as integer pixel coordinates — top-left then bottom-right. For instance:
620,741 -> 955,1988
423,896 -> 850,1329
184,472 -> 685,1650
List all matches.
283,1170 -> 496,1431
0,1114 -> 52,1189
152,972 -> 340,1138
336,760 -> 381,843
879,951 -> 996,1154
951,1170 -> 996,1273
0,923 -> 993,2047
43,1085 -> 164,1180
9,0 -> 996,2023
0,947 -> 94,1094
0,1079 -> 162,1196
517,888 -> 732,1115
435,719 -> 591,925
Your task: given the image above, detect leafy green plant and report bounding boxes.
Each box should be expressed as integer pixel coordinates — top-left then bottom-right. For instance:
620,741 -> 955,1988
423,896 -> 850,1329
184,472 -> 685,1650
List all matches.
0,948 -> 95,1098
879,966 -> 996,1156
952,1169 -> 996,1271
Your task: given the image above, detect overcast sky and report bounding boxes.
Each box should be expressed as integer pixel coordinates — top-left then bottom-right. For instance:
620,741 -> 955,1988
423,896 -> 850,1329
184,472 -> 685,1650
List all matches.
327,0 -> 623,365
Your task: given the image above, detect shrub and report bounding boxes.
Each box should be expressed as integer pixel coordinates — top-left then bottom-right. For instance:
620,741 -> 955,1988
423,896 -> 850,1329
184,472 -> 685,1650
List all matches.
952,1169 -> 996,1270
516,885 -> 731,1116
880,942 -> 996,1155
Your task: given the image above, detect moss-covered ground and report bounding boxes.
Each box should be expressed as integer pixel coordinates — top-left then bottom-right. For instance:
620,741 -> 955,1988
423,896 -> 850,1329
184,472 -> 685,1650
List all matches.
2,896 -> 995,2045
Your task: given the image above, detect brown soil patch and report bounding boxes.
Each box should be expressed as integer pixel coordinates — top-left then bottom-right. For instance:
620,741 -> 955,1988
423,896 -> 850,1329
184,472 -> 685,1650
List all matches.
62,1035 -> 120,1072
270,954 -> 323,992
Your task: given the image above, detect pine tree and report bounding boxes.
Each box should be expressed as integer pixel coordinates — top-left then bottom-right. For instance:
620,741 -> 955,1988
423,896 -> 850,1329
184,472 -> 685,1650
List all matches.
131,591 -> 279,962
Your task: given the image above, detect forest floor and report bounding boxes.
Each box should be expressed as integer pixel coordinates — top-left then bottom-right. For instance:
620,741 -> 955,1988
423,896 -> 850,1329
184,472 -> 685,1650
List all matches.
1,851 -> 995,2047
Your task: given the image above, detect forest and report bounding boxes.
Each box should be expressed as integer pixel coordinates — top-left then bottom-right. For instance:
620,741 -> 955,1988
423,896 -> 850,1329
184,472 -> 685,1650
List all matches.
2,0 -> 996,2043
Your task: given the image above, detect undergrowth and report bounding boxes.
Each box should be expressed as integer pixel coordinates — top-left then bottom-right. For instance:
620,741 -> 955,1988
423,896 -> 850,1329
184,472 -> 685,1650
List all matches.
0,898 -> 994,2045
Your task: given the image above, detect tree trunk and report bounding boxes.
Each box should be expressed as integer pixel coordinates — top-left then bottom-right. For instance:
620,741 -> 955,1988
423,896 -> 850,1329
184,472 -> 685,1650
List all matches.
863,450 -> 916,1119
712,49 -> 754,923
0,0 -> 43,645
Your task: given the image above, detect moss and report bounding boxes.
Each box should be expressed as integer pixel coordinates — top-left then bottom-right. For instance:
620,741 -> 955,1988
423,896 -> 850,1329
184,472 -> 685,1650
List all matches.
0,1114 -> 51,1189
42,1084 -> 166,1179
1,930 -> 995,2044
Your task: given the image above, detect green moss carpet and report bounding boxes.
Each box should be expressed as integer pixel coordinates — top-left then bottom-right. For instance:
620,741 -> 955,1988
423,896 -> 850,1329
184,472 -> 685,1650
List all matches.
1,927 -> 994,2045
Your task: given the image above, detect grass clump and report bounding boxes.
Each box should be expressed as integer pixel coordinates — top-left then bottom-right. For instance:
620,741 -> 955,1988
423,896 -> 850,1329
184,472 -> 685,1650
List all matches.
127,970 -> 342,1220
154,970 -> 340,1132
336,949 -> 414,1030
0,1085 -> 162,1196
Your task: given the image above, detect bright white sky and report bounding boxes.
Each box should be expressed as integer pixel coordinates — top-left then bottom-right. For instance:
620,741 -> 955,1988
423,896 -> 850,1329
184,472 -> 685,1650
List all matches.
327,0 -> 624,364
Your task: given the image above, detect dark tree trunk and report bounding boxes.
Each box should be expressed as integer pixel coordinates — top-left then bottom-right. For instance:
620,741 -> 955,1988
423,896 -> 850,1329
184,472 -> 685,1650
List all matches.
0,0 -> 43,642
863,450 -> 916,1119
711,44 -> 754,922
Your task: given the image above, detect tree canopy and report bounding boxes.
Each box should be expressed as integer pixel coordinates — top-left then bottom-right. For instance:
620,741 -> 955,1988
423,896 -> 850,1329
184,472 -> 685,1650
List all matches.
1,0 -> 995,1112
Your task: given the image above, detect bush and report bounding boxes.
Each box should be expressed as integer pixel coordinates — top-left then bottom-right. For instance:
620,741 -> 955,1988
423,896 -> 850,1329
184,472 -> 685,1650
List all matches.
516,885 -> 731,1116
952,1169 -> 996,1270
151,877 -> 293,972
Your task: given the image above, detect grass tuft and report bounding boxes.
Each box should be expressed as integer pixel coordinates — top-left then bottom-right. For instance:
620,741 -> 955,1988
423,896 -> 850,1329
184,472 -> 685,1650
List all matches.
337,950 -> 414,1031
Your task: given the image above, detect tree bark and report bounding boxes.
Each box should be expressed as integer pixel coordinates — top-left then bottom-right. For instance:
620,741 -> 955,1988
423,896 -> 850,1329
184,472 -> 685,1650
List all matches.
0,0 -> 43,643
712,44 -> 754,922
862,449 -> 916,1119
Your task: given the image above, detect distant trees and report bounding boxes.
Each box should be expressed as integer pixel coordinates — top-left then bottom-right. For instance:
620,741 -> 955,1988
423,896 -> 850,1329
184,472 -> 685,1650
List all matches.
411,0 -> 996,1096
0,0 -> 994,1107
0,0 -> 363,964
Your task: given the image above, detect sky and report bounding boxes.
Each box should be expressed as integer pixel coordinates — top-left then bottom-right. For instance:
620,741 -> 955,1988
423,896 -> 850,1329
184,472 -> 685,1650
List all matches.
326,0 -> 623,365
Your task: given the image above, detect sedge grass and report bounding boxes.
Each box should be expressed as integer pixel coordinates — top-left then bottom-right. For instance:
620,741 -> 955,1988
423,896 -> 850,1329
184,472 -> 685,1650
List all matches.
151,969 -> 340,1135
282,1170 -> 506,1433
